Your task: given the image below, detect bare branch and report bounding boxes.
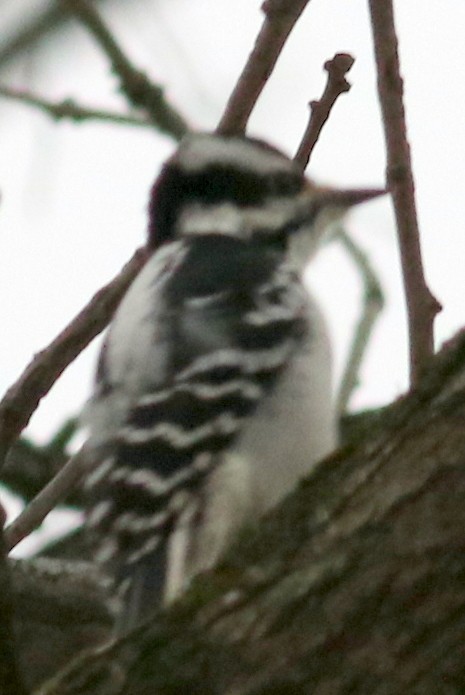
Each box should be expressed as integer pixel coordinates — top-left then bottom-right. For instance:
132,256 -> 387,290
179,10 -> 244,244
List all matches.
294,53 -> 354,169
334,225 -> 385,414
291,54 -> 384,412
0,4 -> 65,68
60,0 -> 189,140
4,449 -> 88,553
217,0 -> 312,135
0,248 -> 147,470
368,0 -> 441,385
0,85 -> 154,128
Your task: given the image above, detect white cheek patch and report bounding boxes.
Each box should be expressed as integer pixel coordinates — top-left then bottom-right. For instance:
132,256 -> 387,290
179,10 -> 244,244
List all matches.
178,203 -> 243,237
177,199 -> 298,239
242,199 -> 296,231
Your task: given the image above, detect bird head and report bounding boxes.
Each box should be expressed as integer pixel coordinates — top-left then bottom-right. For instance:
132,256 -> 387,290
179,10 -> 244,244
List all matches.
148,133 -> 385,271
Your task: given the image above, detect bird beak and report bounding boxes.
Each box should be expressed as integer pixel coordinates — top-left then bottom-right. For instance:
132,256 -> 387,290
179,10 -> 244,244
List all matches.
284,182 -> 387,269
306,182 -> 387,210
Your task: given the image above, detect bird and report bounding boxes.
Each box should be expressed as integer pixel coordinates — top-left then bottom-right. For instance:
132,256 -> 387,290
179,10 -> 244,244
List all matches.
83,132 -> 384,633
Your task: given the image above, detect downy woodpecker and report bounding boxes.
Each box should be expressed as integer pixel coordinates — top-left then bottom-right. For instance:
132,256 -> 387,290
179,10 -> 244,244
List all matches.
84,133 -> 383,631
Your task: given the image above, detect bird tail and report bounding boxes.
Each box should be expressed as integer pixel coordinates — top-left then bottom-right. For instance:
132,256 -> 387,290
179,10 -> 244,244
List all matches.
113,545 -> 167,636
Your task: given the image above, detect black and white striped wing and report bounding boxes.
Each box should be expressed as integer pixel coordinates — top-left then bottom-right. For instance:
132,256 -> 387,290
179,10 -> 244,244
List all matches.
86,236 -> 308,627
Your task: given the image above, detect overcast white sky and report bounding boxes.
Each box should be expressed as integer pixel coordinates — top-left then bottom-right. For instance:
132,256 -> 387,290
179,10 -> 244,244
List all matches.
1,0 -> 464,552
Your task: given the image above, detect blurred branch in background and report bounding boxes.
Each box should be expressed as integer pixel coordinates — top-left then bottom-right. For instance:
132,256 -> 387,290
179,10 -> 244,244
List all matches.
0,0 -> 189,138
0,0 -> 113,69
61,0 -> 190,138
1,419 -> 77,503
335,225 -> 385,414
0,84 -> 154,127
0,1 -> 71,68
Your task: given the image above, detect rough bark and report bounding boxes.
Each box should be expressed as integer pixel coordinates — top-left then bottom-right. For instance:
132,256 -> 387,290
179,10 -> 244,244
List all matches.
11,328 -> 465,694
11,559 -> 111,691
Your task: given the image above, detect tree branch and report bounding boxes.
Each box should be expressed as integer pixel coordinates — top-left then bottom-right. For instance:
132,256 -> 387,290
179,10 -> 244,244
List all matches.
0,85 -> 153,128
60,0 -> 189,140
11,557 -> 111,690
334,225 -> 385,414
1,420 -> 78,504
217,0 -> 312,135
368,0 -> 441,385
0,248 -> 147,470
4,448 -> 87,553
294,52 -> 354,169
0,4 -> 65,68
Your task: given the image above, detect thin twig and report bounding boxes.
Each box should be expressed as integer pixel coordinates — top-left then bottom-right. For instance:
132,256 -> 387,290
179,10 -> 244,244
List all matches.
217,0 -> 312,135
0,248 -> 147,470
292,53 -> 384,412
60,0 -> 189,140
294,53 -> 354,169
368,0 -> 441,385
4,448 -> 88,553
334,226 -> 385,414
0,85 -> 153,128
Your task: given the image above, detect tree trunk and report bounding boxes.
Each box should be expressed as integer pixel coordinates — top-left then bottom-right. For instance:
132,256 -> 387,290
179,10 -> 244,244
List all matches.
17,329 -> 465,694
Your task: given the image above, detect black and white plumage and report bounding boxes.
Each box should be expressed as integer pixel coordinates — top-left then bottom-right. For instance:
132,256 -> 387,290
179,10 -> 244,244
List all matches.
83,133 -> 383,632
